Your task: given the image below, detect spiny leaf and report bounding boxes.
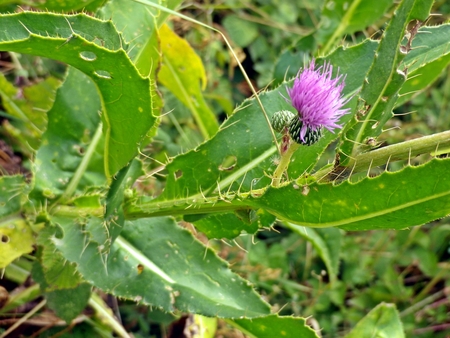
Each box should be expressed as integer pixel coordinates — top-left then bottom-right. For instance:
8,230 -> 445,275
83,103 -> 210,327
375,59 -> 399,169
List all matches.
53,216 -> 271,318
246,158 -> 450,231
0,11 -> 156,178
339,0 -> 433,163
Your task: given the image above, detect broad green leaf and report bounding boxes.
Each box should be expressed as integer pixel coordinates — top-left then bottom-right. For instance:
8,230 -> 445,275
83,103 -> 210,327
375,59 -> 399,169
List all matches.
53,216 -> 271,318
404,24 -> 450,72
36,226 -> 85,290
345,303 -> 404,338
245,159 -> 450,231
396,53 -> 450,107
0,219 -> 34,268
98,0 -> 160,78
97,0 -> 163,148
33,0 -> 104,11
317,0 -> 393,55
0,72 -> 59,152
31,67 -> 105,202
231,315 -> 319,338
45,284 -> 92,323
339,0 -> 432,164
0,11 -> 156,178
159,24 -> 218,139
32,259 -> 91,323
286,226 -> 341,283
396,24 -> 450,106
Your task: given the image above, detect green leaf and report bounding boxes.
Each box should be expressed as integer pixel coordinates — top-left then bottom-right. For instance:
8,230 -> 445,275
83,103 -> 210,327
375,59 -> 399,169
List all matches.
317,0 -> 393,55
396,24 -> 450,106
98,0 -> 160,79
408,0 -> 433,21
0,11 -> 156,178
396,54 -> 450,107
286,226 -> 341,283
231,315 -> 319,338
345,303 -> 404,338
0,175 -> 24,218
245,159 -> 450,230
46,284 -> 92,323
31,67 -> 105,202
32,260 -> 91,323
0,72 -> 59,152
33,0 -> 104,11
339,0 -> 428,163
159,24 -> 218,139
222,14 -> 259,48
53,216 -> 271,318
193,212 -> 259,240
404,24 -> 450,72
37,226 -> 85,290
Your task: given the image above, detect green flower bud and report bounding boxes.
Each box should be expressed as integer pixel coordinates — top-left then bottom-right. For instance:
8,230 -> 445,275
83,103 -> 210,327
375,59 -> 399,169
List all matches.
271,110 -> 295,132
288,117 -> 323,146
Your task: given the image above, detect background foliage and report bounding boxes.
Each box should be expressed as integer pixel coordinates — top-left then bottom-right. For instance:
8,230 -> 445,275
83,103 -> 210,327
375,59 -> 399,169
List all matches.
0,0 -> 449,337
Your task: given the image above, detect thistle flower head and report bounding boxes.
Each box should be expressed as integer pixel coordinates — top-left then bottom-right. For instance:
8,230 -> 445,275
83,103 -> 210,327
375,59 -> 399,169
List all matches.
285,59 -> 350,144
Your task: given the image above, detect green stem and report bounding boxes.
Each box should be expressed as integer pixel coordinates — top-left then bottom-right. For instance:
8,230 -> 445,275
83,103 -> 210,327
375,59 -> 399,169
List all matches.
89,293 -> 131,338
54,123 -> 103,205
271,142 -> 300,187
314,130 -> 450,181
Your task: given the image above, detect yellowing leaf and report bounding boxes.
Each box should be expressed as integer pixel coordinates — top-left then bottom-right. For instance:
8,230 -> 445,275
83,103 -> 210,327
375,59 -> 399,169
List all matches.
159,24 -> 218,139
0,219 -> 34,268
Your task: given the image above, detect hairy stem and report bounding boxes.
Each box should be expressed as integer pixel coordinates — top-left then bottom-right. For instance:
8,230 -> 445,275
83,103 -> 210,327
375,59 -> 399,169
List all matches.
271,141 -> 300,187
314,130 -> 450,181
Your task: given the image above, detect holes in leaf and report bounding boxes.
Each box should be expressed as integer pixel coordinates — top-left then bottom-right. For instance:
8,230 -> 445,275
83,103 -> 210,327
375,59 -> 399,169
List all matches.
79,51 -> 97,61
219,155 -> 237,171
174,170 -> 183,180
1,234 -> 9,243
73,144 -> 85,156
94,70 -> 111,79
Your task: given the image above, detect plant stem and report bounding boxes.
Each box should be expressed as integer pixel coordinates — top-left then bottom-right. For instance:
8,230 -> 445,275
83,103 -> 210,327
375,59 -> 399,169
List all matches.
89,292 -> 131,338
271,141 -> 300,187
314,130 -> 450,181
55,123 -> 104,205
0,299 -> 46,338
400,288 -> 447,317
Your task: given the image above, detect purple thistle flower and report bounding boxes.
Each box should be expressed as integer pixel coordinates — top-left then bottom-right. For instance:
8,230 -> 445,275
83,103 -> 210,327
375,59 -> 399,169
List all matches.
285,59 -> 350,144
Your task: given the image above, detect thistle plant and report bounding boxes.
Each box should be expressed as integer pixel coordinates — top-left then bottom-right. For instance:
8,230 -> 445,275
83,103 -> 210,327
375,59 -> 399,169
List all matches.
271,60 -> 351,185
286,60 -> 350,145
